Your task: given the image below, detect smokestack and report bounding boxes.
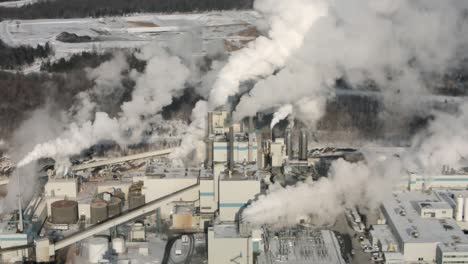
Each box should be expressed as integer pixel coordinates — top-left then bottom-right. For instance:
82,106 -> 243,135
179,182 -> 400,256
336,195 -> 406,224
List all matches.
205,139 -> 213,169
207,112 -> 214,136
285,128 -> 292,159
228,126 -> 235,171
249,116 -> 254,133
299,129 -> 308,160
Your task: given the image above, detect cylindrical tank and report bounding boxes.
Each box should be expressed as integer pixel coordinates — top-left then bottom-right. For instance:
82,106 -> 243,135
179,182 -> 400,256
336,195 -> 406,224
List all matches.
51,200 -> 78,224
108,197 -> 122,218
88,237 -> 108,263
91,200 -> 108,224
456,194 -> 464,221
463,197 -> 468,222
112,237 -> 126,254
128,194 -> 145,210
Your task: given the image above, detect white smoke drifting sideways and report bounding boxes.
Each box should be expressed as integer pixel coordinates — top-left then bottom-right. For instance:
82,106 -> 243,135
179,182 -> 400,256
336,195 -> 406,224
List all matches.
174,0 -> 329,160
18,44 -> 191,168
243,154 -> 403,226
270,104 -> 293,129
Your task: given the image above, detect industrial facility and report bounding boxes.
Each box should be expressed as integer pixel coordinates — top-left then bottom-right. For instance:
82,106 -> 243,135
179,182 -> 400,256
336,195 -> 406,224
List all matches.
0,111 -> 315,263
3,110 -> 468,264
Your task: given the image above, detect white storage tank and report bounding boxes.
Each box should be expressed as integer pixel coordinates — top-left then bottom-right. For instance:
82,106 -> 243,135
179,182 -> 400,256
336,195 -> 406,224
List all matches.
456,194 -> 464,221
88,237 -> 108,263
112,237 -> 126,254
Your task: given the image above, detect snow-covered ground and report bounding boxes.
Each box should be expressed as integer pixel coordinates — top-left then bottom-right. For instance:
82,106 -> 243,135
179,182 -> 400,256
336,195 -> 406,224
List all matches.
0,0 -> 39,8
0,11 -> 261,72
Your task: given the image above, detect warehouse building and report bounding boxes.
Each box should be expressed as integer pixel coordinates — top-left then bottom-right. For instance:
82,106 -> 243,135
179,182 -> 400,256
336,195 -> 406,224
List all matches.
381,192 -> 468,263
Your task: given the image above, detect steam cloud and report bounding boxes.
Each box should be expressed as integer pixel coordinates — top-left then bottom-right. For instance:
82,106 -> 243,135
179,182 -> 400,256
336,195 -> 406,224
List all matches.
18,44 -> 191,168
8,0 -> 468,226
224,0 -> 468,226
270,104 -> 293,129
243,155 -> 403,226
174,0 -> 328,160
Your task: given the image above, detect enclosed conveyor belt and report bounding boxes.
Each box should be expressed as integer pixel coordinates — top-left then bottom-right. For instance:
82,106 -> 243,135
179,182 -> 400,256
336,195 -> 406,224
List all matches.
52,180 -> 199,252
0,243 -> 34,253
71,148 -> 174,171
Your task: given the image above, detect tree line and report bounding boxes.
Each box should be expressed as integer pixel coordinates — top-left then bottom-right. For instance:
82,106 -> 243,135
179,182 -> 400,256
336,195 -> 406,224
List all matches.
0,40 -> 52,69
0,0 -> 254,20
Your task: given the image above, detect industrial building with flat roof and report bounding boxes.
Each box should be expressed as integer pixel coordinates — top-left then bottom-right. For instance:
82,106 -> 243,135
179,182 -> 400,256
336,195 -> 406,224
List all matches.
381,191 -> 468,263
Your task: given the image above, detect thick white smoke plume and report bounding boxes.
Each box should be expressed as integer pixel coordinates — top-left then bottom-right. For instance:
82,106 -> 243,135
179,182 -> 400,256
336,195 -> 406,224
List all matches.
18,44 -> 191,168
174,0 -> 328,160
71,52 -> 129,123
231,0 -> 468,226
244,154 -> 403,226
270,104 -> 293,129
244,101 -> 468,225
408,102 -> 468,174
208,0 -> 328,108
234,0 -> 468,123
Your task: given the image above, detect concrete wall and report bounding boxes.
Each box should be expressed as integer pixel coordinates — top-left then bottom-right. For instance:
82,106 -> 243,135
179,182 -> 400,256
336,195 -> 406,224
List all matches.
0,233 -> 28,263
219,180 -> 260,221
213,142 -> 228,163
44,178 -> 78,198
140,177 -> 199,217
410,174 -> 468,191
436,246 -> 468,264
404,242 -> 438,263
200,179 -> 216,213
208,228 -> 253,264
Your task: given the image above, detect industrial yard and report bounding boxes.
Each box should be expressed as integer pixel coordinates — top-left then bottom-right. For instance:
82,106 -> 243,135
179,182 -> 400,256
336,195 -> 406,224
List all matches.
1,0 -> 468,263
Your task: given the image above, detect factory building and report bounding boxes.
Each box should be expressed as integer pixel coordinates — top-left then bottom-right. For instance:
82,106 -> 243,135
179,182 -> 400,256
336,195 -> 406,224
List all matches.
1,111 -> 273,263
208,223 -> 262,264
380,191 -> 468,263
218,163 -> 261,222
409,173 -> 468,191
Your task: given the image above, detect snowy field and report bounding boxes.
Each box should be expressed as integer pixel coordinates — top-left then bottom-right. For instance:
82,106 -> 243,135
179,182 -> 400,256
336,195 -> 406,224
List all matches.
0,0 -> 39,8
0,11 -> 261,71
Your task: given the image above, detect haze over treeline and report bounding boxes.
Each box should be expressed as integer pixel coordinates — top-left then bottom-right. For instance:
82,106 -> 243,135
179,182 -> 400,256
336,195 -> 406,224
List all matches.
0,0 -> 254,20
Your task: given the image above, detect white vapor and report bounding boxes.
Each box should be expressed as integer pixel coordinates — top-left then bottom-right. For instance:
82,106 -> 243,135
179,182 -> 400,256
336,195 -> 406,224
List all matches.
18,44 -> 190,168
208,0 -> 327,108
236,0 -> 468,227
175,0 -> 327,160
234,0 -> 468,124
408,102 -> 468,174
270,104 -> 293,129
243,154 -> 402,226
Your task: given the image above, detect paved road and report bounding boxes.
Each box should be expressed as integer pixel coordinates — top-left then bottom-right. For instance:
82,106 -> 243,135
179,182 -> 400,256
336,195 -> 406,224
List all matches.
332,213 -> 371,264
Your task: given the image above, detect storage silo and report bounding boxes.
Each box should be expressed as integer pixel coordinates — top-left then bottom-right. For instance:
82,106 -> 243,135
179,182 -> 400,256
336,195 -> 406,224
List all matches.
88,237 -> 108,263
108,197 -> 122,218
51,200 -> 78,224
112,237 -> 126,254
128,193 -> 145,210
456,194 -> 464,221
91,200 -> 108,224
